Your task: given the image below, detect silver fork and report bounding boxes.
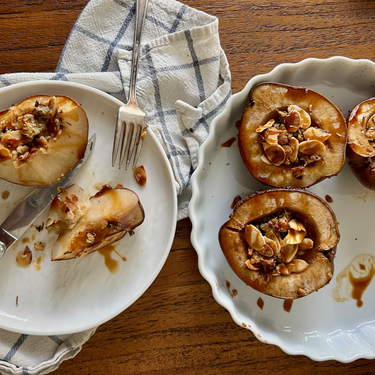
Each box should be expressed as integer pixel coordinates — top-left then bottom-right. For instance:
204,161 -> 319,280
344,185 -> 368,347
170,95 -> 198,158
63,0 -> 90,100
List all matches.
112,0 -> 149,170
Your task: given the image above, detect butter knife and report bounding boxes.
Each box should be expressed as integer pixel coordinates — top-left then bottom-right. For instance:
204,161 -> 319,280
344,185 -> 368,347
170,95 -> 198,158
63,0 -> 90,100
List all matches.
0,134 -> 96,259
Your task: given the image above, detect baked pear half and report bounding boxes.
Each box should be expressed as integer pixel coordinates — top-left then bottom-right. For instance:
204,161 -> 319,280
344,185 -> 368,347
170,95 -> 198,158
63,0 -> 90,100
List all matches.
219,189 -> 340,299
238,83 -> 347,187
51,186 -> 145,261
0,95 -> 88,186
347,97 -> 375,189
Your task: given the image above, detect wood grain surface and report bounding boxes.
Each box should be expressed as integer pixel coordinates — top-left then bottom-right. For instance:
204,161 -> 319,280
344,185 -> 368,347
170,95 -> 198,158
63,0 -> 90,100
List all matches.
1,0 -> 375,373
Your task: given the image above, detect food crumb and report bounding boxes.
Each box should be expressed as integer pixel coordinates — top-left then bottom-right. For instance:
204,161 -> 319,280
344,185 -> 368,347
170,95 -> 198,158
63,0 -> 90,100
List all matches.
226,163 -> 230,166
242,323 -> 246,327
34,241 -> 46,251
134,165 -> 147,186
1,191 -> 10,200
325,195 -> 333,203
35,222 -> 44,232
16,296 -> 18,306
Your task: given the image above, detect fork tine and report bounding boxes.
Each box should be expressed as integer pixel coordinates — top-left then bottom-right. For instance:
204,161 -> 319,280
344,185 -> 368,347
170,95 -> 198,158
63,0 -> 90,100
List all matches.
112,116 -> 124,167
132,127 -> 144,170
125,123 -> 141,170
119,122 -> 132,169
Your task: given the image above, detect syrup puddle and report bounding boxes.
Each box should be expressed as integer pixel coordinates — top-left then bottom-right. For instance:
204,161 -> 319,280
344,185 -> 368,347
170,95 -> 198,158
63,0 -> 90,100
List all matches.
98,245 -> 127,274
332,254 -> 375,307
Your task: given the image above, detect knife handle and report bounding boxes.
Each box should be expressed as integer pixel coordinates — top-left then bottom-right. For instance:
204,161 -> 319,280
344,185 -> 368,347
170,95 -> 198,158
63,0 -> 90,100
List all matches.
0,228 -> 17,259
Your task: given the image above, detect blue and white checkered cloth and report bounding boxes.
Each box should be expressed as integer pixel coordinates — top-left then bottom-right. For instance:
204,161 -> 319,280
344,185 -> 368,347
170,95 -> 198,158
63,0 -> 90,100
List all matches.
0,0 -> 231,373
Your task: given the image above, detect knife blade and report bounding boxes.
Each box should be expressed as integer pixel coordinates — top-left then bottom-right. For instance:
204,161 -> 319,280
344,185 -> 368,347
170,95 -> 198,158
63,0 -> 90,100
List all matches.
0,134 -> 96,259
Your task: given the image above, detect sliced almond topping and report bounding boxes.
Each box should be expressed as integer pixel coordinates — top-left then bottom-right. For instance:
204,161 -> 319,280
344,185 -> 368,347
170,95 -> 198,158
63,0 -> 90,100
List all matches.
245,224 -> 265,250
285,229 -> 306,244
256,119 -> 275,133
275,232 -> 287,248
260,154 -> 272,165
288,137 -> 299,162
299,140 -> 326,155
288,105 -> 311,129
258,241 -> 275,257
265,231 -> 281,253
263,143 -> 286,166
264,127 -> 281,145
298,238 -> 314,250
0,146 -> 12,161
282,145 -> 292,160
284,110 -> 301,132
245,259 -> 261,271
281,243 -> 298,263
277,263 -> 290,276
286,259 -> 309,273
303,127 -> 331,142
288,219 -> 306,232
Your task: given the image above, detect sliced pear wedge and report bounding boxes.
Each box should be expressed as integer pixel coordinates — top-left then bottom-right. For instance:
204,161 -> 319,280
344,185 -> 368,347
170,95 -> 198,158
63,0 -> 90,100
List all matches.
0,95 -> 88,186
51,186 -> 145,261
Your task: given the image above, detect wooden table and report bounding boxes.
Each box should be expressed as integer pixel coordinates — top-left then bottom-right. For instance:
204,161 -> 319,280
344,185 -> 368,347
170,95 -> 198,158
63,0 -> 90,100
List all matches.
1,0 -> 375,373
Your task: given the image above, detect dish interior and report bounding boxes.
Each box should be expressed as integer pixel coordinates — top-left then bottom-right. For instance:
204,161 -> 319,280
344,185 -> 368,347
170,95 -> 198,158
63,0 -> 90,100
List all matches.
0,81 -> 177,335
190,58 -> 375,361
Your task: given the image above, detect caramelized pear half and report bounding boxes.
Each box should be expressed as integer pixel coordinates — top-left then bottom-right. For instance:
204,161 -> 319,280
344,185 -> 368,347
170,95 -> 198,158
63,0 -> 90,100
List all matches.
238,83 -> 347,187
219,189 -> 339,299
0,95 -> 88,186
347,97 -> 375,189
51,187 -> 145,261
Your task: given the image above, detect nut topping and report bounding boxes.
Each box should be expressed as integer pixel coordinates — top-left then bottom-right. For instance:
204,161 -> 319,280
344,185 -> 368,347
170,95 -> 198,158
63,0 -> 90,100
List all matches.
245,224 -> 265,250
243,210 -> 314,279
288,105 -> 311,129
286,259 -> 309,274
281,244 -> 298,263
245,259 -> 261,271
288,137 -> 299,162
263,143 -> 286,166
303,127 -> 331,142
298,238 -> 314,250
298,140 -> 326,155
255,104 -> 331,169
264,127 -> 281,145
256,119 -> 275,133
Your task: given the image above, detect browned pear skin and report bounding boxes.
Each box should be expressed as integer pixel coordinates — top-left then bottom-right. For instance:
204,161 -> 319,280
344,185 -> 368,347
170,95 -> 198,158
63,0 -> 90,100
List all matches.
219,188 -> 340,299
238,83 -> 347,188
0,95 -> 88,186
347,97 -> 375,190
51,187 -> 145,261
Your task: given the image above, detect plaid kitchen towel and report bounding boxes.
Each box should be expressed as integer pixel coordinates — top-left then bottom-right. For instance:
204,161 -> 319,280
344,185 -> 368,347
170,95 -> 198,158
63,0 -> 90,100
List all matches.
0,0 -> 231,373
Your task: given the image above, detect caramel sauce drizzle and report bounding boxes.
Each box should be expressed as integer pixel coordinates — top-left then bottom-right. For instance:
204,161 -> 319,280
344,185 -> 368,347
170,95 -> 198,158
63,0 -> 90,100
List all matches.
349,265 -> 375,307
333,254 -> 375,307
221,137 -> 236,147
283,299 -> 293,313
225,280 -> 238,297
257,297 -> 264,310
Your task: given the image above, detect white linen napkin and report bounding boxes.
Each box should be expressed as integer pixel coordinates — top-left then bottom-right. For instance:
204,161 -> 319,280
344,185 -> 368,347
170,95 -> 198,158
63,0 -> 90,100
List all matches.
0,0 -> 231,373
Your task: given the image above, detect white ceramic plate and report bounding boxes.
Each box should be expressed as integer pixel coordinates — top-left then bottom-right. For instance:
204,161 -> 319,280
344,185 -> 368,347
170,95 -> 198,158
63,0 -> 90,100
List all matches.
0,81 -> 177,335
189,57 -> 375,362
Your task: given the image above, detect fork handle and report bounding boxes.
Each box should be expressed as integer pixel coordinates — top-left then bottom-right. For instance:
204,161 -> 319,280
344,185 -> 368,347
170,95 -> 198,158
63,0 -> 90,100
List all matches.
128,0 -> 149,105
